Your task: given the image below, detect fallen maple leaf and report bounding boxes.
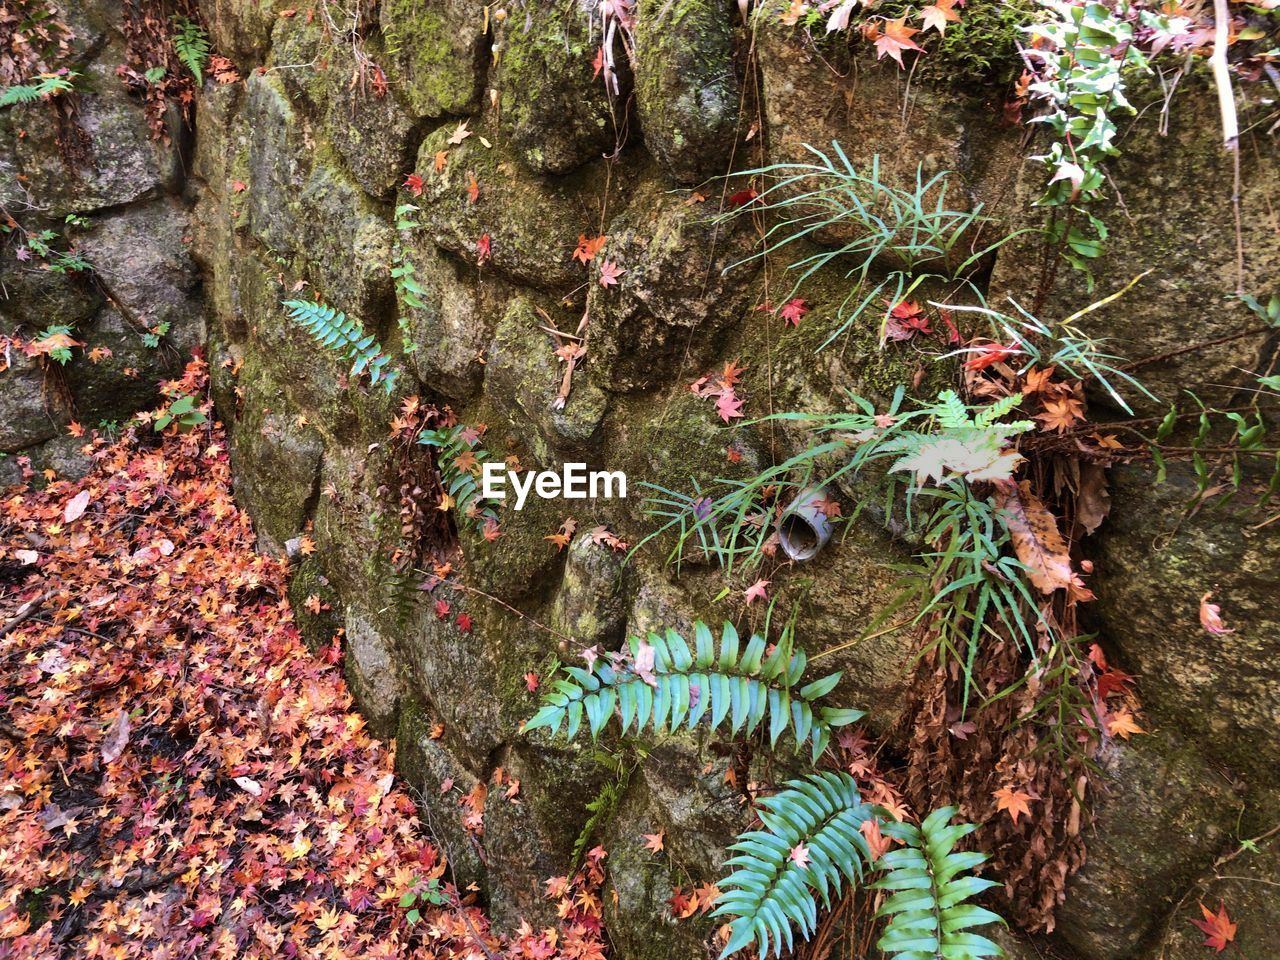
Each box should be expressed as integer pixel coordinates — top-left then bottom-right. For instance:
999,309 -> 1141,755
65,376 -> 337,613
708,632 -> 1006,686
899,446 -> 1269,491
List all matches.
642,832 -> 665,853
860,818 -> 892,861
788,843 -> 811,869
743,579 -> 770,604
64,489 -> 90,524
434,150 -> 448,173
779,298 -> 808,327
447,120 -> 472,145
231,179 -> 248,193
1106,709 -> 1145,740
993,785 -> 1034,824
715,391 -> 744,423
634,642 -> 658,687
873,16 -> 924,66
101,709 -> 131,765
573,234 -> 607,265
403,173 -> 424,197
477,233 -> 492,266
524,672 -> 539,692
1037,395 -> 1085,433
1199,592 -> 1233,635
1191,901 -> 1237,952
919,0 -> 960,34
456,613 -> 472,632
598,259 -> 624,287
466,175 -> 479,204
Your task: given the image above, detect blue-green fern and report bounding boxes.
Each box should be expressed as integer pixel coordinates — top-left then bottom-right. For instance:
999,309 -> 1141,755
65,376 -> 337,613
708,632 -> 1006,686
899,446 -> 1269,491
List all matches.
416,424 -> 501,533
282,299 -> 399,394
714,772 -> 874,958
523,621 -> 863,761
713,787 -> 1004,960
874,806 -> 1004,960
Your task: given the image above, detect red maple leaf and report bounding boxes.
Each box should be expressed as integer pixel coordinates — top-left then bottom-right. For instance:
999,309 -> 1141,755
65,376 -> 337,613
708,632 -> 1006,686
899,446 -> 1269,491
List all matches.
1191,901 -> 1237,952
455,613 -> 472,632
779,298 -> 808,327
434,599 -> 451,620
964,339 -> 1021,371
476,233 -> 492,266
403,173 -> 424,197
727,187 -> 759,209
884,299 -> 932,341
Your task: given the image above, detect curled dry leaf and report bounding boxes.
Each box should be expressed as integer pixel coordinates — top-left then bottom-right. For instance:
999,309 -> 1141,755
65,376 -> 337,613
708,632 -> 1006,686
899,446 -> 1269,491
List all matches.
100,709 -> 130,765
64,489 -> 90,524
996,481 -> 1080,595
1199,592 -> 1233,635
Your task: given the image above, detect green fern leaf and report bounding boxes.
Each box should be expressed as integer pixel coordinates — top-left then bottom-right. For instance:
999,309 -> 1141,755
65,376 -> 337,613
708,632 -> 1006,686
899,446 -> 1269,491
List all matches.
873,806 -> 1005,960
173,17 -> 210,86
282,299 -> 400,395
416,424 -> 501,533
0,71 -> 78,108
523,622 -> 862,760
713,772 -> 873,959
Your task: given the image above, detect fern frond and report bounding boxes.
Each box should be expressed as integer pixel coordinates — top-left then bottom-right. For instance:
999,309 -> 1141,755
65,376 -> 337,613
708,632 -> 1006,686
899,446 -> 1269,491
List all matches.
282,299 -> 400,395
712,772 -> 873,958
416,424 -> 501,532
523,621 -> 863,761
874,806 -> 1004,960
0,71 -> 78,107
173,16 -> 210,85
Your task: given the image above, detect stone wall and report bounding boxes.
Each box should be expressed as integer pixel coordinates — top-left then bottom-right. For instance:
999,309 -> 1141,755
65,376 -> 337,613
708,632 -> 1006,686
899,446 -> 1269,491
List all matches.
4,1 -> 1277,957
0,3 -> 204,484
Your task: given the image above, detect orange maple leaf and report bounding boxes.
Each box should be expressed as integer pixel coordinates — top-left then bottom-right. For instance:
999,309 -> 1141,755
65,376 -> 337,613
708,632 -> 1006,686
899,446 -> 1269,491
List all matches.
993,785 -> 1034,823
919,0 -> 960,34
873,16 -> 924,67
642,832 -> 664,853
573,234 -> 607,265
1106,709 -> 1146,740
1036,395 -> 1085,433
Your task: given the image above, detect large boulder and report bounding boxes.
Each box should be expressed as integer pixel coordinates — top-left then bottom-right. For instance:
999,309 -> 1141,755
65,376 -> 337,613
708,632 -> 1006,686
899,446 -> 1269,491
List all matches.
10,54 -> 183,217
634,0 -> 741,185
1055,730 -> 1235,959
378,0 -> 486,120
496,4 -> 617,176
988,73 -> 1280,414
1093,463 -> 1280,784
586,179 -> 759,392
